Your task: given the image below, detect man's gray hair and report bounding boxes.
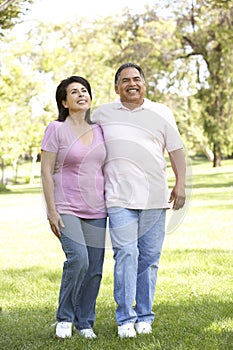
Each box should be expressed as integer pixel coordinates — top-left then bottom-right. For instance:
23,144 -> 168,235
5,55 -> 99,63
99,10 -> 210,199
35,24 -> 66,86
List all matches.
114,63 -> 146,85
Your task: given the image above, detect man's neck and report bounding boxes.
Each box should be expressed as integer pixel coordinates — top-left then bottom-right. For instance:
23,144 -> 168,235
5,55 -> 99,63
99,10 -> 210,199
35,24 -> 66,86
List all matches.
121,99 -> 144,111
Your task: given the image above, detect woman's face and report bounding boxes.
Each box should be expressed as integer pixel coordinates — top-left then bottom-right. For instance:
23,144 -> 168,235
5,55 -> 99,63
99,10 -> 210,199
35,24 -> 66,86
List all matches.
62,82 -> 91,113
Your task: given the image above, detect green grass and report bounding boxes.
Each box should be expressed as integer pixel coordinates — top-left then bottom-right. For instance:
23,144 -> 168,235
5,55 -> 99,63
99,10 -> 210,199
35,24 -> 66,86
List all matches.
0,159 -> 232,349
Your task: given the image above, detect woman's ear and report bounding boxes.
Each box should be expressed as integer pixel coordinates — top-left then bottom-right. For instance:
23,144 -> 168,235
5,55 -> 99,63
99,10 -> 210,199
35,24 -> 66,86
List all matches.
62,100 -> 67,108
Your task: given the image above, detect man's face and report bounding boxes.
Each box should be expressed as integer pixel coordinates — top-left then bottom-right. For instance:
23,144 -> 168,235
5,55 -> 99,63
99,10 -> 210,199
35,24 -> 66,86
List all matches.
115,67 -> 146,107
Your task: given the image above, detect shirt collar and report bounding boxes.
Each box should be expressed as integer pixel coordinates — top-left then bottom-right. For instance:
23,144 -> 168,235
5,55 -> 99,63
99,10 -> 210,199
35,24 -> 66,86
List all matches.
114,98 -> 150,111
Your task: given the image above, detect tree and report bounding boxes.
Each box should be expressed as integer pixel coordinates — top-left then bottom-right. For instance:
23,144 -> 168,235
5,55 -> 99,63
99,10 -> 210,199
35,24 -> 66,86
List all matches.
0,29 -> 52,184
24,18 -> 120,106
176,0 -> 233,166
107,1 -> 233,166
0,0 -> 33,33
103,6 -> 202,150
1,0 -> 232,183
0,16 -> 119,183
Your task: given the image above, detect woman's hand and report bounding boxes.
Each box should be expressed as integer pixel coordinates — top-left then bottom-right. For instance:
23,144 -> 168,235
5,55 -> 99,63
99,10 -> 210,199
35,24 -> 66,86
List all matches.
47,211 -> 65,238
53,161 -> 60,174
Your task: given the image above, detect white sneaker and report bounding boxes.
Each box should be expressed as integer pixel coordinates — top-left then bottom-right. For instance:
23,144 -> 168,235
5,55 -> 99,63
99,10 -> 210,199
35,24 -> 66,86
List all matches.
77,328 -> 97,339
118,323 -> 136,338
56,322 -> 72,338
135,321 -> 152,334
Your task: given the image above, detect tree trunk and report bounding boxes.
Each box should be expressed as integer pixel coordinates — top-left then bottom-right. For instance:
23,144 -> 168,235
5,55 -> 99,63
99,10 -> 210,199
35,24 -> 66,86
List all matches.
213,144 -> 221,167
1,158 -> 5,184
12,157 -> 19,183
200,143 -> 214,162
30,150 -> 38,185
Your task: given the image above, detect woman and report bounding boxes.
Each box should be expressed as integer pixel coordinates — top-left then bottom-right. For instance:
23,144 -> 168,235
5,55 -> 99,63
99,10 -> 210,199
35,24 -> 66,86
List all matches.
41,76 -> 106,339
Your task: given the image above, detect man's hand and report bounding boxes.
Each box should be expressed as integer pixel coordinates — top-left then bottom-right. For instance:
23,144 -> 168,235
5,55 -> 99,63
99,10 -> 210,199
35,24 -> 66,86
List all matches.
168,149 -> 186,210
169,184 -> 186,210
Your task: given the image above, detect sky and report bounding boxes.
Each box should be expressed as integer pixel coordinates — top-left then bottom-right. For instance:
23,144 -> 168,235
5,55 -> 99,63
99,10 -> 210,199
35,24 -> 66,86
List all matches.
23,0 -> 155,24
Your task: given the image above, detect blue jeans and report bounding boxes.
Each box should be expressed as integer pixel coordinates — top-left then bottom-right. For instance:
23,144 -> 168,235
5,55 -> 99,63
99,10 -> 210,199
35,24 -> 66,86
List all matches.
56,214 -> 106,330
108,207 -> 166,326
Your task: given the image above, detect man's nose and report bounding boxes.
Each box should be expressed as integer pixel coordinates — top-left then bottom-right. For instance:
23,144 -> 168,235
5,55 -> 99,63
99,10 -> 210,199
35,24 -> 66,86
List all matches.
128,79 -> 136,85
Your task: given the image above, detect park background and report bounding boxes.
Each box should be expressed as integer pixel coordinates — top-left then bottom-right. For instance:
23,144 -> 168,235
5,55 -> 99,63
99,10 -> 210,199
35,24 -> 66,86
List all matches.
0,0 -> 232,349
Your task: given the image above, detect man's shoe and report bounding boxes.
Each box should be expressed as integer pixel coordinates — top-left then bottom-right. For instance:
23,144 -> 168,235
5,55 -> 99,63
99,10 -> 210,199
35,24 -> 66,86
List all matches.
118,323 -> 136,338
77,328 -> 97,339
56,322 -> 72,338
135,321 -> 152,334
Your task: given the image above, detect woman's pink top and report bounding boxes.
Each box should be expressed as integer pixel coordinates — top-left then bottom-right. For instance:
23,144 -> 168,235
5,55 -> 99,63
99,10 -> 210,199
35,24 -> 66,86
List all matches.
41,120 -> 107,218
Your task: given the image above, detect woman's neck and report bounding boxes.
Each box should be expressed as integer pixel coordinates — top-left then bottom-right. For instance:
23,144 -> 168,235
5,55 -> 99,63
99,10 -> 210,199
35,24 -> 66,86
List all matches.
67,112 -> 87,126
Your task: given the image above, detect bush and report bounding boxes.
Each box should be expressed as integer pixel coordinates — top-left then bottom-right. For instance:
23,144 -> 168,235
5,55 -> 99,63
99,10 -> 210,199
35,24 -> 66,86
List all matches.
0,183 -> 10,193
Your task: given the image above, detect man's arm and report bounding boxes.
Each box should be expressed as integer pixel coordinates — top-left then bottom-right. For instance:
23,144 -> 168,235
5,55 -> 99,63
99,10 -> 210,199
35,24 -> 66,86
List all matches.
168,148 -> 186,210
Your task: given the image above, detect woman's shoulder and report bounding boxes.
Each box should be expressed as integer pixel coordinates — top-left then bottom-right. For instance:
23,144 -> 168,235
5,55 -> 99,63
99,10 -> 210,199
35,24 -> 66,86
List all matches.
47,120 -> 63,129
91,124 -> 105,141
92,123 -> 103,133
44,120 -> 64,134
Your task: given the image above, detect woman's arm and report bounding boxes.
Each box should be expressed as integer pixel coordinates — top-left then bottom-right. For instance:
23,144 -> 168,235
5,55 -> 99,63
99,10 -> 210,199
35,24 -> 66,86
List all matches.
41,150 -> 64,237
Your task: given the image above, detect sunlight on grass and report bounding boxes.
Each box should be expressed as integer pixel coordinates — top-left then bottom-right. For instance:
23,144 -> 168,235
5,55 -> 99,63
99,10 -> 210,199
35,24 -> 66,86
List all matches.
204,318 -> 233,334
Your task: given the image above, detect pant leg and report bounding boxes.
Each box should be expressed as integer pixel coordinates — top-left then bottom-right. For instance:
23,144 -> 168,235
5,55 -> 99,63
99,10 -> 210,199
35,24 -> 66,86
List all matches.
74,218 -> 106,330
56,214 -> 89,323
135,209 -> 166,323
108,207 -> 139,326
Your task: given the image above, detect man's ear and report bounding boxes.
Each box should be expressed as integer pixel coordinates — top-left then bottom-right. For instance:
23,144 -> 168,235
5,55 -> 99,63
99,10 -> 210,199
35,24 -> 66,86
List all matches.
115,85 -> 119,95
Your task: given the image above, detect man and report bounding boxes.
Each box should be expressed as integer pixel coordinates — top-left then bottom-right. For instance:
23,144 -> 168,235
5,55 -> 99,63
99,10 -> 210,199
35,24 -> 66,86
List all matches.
92,63 -> 186,338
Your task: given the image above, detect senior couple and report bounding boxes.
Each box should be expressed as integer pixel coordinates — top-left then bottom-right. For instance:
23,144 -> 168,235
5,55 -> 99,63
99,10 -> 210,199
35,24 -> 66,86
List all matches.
41,63 -> 186,339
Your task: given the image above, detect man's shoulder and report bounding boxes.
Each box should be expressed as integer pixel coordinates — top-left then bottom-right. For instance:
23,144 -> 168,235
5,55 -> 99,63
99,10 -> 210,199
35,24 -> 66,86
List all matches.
94,100 -> 118,112
92,101 -> 119,123
144,99 -> 174,121
145,99 -> 171,112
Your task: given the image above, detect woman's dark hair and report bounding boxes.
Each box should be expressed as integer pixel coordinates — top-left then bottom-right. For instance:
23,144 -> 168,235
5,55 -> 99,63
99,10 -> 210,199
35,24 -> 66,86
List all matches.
55,76 -> 92,122
114,63 -> 146,85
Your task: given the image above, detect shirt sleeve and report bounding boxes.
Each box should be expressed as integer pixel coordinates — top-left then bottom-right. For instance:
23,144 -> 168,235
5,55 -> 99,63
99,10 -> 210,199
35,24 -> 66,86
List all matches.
41,121 -> 60,153
163,107 -> 184,152
91,108 -> 101,124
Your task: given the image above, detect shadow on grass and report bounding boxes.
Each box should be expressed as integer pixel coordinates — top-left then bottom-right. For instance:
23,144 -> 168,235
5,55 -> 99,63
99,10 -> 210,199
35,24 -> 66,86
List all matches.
0,292 -> 232,350
0,185 -> 42,195
153,297 -> 232,350
0,262 -> 232,350
190,173 -> 232,189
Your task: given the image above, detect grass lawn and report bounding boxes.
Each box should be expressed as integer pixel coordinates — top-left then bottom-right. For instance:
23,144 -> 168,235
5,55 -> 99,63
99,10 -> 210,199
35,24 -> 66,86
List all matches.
0,158 -> 232,349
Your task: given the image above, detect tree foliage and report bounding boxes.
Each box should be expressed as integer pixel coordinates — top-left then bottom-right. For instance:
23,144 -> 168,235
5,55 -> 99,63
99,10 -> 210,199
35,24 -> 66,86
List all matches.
0,0 -> 33,33
0,36 -> 51,183
176,0 -> 233,166
107,0 -> 233,166
0,0 -> 233,184
0,16 -> 119,183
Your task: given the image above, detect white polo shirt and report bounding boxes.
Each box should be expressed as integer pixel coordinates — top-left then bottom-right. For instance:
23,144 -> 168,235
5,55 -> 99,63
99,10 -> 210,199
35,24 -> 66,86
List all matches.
91,98 -> 184,209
